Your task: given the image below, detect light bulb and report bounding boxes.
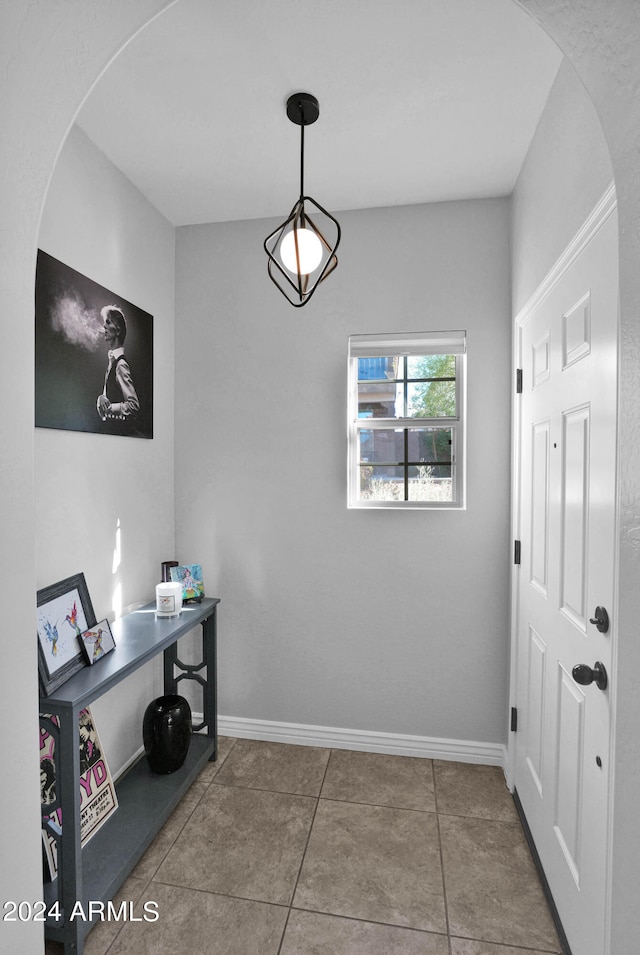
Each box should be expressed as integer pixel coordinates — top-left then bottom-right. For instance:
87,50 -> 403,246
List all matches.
280,227 -> 323,275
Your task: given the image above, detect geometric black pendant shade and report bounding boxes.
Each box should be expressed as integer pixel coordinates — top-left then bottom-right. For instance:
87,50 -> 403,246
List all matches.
264,93 -> 341,307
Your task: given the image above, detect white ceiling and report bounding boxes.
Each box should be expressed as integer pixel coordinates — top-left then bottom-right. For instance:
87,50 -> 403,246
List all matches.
76,0 -> 563,227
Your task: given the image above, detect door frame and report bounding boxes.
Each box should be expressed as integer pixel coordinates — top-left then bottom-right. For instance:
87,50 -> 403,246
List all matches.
506,181 -> 619,954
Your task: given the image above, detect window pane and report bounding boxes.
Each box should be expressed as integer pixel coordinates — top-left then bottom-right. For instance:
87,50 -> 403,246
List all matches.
359,428 -> 403,463
358,427 -> 453,465
358,466 -> 405,501
407,380 -> 456,417
357,356 -> 398,381
407,465 -> 453,502
357,381 -> 397,417
407,354 -> 455,379
406,427 -> 452,463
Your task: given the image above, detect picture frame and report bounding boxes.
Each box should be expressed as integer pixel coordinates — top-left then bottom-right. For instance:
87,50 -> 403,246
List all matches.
80,618 -> 116,665
37,573 -> 96,696
170,563 -> 205,602
35,250 -> 154,439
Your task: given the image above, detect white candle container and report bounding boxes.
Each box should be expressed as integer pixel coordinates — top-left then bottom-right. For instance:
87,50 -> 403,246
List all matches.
155,580 -> 183,617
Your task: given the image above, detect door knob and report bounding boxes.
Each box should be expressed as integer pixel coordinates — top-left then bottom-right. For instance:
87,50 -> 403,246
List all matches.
572,661 -> 608,691
589,606 -> 609,633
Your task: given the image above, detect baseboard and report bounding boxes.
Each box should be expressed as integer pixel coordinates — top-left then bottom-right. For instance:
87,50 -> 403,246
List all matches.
116,716 -> 506,780
210,714 -> 506,766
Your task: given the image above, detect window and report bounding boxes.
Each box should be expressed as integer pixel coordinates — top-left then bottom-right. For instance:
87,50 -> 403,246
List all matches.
348,330 -> 466,508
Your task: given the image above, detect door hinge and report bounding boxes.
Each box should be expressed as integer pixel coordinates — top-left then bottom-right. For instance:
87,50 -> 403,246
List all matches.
511,707 -> 518,732
514,540 -> 521,565
516,368 -> 523,394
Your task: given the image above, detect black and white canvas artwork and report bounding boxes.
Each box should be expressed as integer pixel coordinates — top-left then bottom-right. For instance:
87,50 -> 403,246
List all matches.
35,250 -> 153,438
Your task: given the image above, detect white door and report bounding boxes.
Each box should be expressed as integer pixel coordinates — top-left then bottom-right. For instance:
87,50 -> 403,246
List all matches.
514,204 -> 618,955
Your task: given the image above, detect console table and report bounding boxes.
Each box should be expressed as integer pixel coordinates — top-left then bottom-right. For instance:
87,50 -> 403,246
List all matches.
39,596 -> 220,954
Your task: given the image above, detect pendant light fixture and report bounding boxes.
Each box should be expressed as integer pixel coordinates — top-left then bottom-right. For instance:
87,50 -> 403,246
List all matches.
264,93 -> 341,307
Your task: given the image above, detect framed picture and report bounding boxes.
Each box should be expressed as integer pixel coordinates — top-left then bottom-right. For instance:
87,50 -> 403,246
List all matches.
35,250 -> 153,439
37,573 -> 96,696
170,563 -> 205,602
80,618 -> 115,665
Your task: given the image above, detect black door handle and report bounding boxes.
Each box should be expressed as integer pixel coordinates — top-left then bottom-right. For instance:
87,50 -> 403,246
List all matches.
589,606 -> 609,633
572,661 -> 608,691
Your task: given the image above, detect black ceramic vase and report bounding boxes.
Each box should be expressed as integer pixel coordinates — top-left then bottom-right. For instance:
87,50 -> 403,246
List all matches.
143,694 -> 192,774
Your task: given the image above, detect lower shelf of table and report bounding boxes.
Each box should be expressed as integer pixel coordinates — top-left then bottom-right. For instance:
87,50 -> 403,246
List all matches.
43,732 -> 215,942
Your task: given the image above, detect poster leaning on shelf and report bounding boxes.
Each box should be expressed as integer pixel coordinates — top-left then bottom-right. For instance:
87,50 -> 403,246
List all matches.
40,706 -> 118,880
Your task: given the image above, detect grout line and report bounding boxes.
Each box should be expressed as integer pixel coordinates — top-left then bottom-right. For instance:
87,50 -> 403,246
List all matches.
289,905 -> 452,937
209,779 -> 322,800
449,936 -> 563,954
149,878 -> 291,908
99,874 -> 154,955
431,760 -> 453,953
316,794 -> 438,814
276,749 -> 334,955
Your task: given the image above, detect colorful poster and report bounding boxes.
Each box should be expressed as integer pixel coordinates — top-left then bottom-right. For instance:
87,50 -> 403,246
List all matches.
40,707 -> 118,880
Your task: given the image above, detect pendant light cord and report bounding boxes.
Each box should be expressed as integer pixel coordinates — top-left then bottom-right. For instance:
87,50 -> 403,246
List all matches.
299,102 -> 305,200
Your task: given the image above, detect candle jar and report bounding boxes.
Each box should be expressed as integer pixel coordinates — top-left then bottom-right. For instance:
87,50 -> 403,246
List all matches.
155,580 -> 182,617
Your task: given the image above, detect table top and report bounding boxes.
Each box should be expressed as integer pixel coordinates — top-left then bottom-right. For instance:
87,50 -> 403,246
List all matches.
39,597 -> 220,713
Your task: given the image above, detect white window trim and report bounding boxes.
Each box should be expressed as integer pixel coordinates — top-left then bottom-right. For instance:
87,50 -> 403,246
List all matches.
347,330 -> 467,510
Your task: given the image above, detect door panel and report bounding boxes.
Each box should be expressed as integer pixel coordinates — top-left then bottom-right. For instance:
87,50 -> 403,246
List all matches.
563,291 -> 591,368
515,207 -> 618,955
531,420 -> 550,593
526,626 -> 546,795
561,405 -> 589,628
554,665 -> 584,886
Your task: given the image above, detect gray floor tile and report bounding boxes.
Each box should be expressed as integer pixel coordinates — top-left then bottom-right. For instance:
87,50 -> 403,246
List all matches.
440,815 -> 562,952
434,761 -> 518,821
281,910 -> 450,954
83,875 -> 148,955
294,798 -> 446,933
450,938 -> 560,955
321,748 -> 436,811
154,783 -> 316,905
213,737 -> 330,795
107,881 -> 288,954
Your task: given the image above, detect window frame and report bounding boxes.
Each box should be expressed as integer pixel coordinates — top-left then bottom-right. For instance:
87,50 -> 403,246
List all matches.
347,330 -> 466,510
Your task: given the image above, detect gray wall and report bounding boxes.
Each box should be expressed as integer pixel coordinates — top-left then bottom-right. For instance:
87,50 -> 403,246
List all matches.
511,57 -> 614,310
37,125 -> 175,774
175,198 -> 512,746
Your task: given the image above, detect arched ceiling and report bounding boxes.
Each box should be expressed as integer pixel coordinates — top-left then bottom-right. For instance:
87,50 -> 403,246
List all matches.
76,0 -> 562,226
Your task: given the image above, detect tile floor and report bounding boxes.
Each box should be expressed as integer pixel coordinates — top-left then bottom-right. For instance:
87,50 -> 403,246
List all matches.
46,737 -> 563,955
